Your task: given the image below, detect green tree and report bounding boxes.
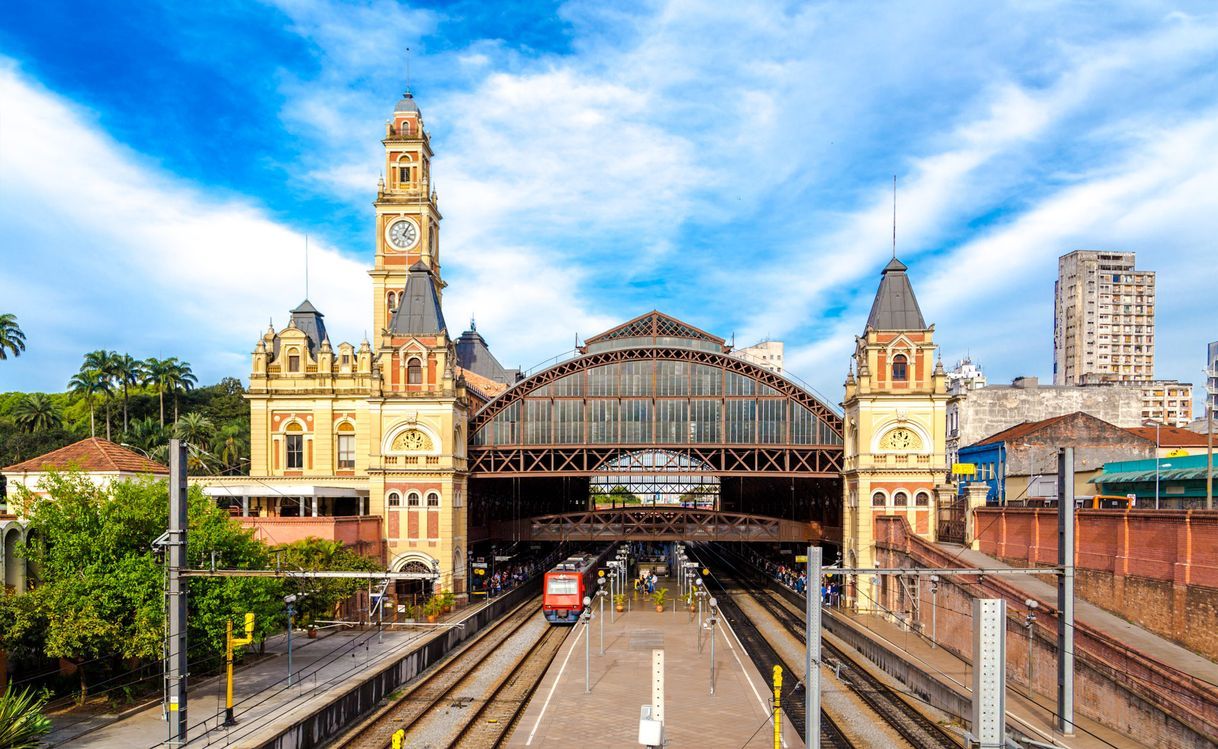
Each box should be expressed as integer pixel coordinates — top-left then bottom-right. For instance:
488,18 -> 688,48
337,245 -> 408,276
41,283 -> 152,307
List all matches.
275,538 -> 380,625
11,393 -> 61,433
11,472 -> 285,698
0,686 -> 52,748
67,368 -> 111,438
125,416 -> 167,455
145,357 -> 197,425
174,412 -> 215,451
111,353 -> 144,434
0,313 -> 25,360
82,350 -> 119,441
215,423 -> 248,475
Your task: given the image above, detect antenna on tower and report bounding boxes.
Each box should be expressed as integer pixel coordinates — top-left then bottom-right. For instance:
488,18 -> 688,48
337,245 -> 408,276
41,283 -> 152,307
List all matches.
304,235 -> 310,299
405,47 -> 412,95
891,175 -> 897,260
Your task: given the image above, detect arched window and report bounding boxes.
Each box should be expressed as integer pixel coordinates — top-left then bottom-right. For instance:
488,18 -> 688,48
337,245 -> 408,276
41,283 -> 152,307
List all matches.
388,291 -> 398,310
287,348 -> 301,373
426,491 -> 440,508
284,423 -> 304,469
407,491 -> 421,507
336,422 -> 355,469
893,490 -> 908,507
387,491 -> 401,508
407,357 -> 423,385
915,491 -> 931,507
871,491 -> 886,507
891,354 -> 908,382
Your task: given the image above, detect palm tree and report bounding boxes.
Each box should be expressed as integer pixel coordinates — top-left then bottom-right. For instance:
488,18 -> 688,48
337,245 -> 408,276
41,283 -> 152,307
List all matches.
173,412 -> 215,451
112,353 -> 144,433
83,350 -> 118,440
127,416 -> 167,454
0,313 -> 26,360
68,368 -> 111,438
143,357 -> 174,426
215,423 -> 248,475
167,358 -> 198,422
0,685 -> 52,748
12,393 -> 62,433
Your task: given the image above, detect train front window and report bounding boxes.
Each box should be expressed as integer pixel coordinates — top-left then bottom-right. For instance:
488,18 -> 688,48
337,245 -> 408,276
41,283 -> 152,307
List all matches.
547,576 -> 578,596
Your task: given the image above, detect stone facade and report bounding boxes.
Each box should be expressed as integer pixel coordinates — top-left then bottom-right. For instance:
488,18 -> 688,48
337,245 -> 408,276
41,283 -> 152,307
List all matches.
946,376 -> 1143,467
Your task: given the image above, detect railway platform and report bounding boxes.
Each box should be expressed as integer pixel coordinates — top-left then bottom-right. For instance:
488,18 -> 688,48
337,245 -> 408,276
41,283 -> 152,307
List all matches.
829,605 -> 1132,749
509,577 -> 805,748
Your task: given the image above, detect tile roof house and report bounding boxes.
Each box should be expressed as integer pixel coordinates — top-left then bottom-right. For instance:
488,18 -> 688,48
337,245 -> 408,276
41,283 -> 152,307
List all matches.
1124,425 -> 1215,457
2,437 -> 168,502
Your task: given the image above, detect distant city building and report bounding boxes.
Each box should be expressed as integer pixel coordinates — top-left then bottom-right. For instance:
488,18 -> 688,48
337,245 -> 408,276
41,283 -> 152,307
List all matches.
1092,452 -> 1213,509
946,375 -> 1144,469
1208,341 -> 1218,413
956,412 -> 1155,504
1054,250 -> 1155,386
734,339 -> 783,374
945,357 -> 987,395
1132,379 -> 1193,427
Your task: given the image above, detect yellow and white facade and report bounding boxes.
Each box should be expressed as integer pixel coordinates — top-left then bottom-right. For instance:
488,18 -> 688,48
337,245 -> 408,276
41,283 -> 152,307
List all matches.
841,258 -> 949,610
199,91 -> 497,595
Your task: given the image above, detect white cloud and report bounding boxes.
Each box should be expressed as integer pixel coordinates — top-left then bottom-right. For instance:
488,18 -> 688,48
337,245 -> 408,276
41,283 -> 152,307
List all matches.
0,60 -> 367,390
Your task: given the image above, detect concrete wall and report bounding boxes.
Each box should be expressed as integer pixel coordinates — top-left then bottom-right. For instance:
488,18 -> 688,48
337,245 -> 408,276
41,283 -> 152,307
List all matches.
875,515 -> 1218,748
247,582 -> 535,749
975,507 -> 1218,659
949,382 -> 1144,454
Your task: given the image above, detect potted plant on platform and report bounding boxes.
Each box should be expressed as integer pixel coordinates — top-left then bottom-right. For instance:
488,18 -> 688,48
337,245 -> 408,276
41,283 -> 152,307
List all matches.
424,597 -> 442,623
439,589 -> 455,614
652,588 -> 668,613
614,593 -> 626,613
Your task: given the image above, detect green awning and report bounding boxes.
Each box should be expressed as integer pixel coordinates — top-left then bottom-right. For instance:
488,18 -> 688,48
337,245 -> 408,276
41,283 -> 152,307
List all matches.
1092,467 -> 1209,484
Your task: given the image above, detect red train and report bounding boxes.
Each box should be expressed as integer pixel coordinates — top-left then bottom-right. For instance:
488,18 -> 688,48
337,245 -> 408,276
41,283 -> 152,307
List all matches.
542,547 -> 614,624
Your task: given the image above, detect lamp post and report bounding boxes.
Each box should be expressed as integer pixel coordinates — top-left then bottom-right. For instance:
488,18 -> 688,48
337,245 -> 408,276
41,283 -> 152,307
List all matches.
1156,461 -> 1172,510
1024,599 -> 1039,691
582,596 -> 593,693
929,575 -> 939,648
695,577 -> 704,628
706,597 -> 718,695
597,578 -> 607,655
284,594 -> 298,686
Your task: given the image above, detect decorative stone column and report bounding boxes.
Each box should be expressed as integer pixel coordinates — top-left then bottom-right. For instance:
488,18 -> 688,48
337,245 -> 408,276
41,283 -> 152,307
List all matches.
964,483 -> 992,550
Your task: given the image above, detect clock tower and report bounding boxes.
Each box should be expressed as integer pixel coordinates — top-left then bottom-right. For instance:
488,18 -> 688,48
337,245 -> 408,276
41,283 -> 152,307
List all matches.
371,89 -> 444,338
841,257 -> 949,611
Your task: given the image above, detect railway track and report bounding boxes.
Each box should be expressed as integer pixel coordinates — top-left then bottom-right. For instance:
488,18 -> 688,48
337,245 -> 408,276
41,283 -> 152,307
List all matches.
697,560 -> 856,748
336,595 -> 566,748
700,545 -> 963,749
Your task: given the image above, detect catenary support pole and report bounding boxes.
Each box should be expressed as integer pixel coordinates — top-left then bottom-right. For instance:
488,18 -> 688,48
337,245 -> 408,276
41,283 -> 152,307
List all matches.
807,545 -> 822,749
1057,447 -> 1076,735
167,440 -> 188,746
1207,399 -> 1213,511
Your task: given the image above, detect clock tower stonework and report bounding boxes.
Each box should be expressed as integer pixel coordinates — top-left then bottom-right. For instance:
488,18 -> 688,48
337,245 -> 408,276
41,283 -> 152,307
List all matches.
841,258 -> 949,611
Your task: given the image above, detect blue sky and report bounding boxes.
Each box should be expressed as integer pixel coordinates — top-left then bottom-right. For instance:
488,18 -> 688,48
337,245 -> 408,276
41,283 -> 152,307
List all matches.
2,1 -> 1217,406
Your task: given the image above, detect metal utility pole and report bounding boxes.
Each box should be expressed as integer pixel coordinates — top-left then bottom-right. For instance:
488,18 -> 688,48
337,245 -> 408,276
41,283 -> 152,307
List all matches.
1057,447 -> 1076,736
972,599 -> 1007,748
167,440 -> 188,746
806,545 -> 822,749
1207,376 -> 1214,510
929,574 -> 939,649
707,597 -> 718,695
583,596 -> 593,693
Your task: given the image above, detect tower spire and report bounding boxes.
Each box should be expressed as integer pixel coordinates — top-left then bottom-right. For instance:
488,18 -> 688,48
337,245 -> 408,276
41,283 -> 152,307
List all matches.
304,234 -> 310,299
891,174 -> 897,260
405,46 -> 412,96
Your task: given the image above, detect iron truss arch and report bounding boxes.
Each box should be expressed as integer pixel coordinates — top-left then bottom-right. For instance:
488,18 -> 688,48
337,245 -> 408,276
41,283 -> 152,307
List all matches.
467,345 -> 844,478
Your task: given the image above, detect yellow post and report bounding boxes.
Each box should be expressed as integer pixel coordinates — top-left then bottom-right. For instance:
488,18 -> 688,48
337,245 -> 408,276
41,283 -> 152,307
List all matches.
391,728 -> 405,749
772,665 -> 783,749
223,614 -> 256,726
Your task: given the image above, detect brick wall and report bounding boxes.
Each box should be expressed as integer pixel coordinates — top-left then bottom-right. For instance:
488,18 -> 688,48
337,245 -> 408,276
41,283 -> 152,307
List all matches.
975,507 -> 1218,657
875,516 -> 1218,748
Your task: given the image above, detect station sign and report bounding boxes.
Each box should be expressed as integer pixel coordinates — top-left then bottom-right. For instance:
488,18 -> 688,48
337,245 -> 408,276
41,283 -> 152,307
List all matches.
952,463 -> 977,476
472,562 -> 488,569
494,555 -> 513,561
795,555 -> 807,563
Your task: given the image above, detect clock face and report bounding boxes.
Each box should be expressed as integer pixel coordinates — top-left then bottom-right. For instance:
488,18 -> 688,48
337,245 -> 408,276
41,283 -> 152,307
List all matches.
387,218 -> 419,250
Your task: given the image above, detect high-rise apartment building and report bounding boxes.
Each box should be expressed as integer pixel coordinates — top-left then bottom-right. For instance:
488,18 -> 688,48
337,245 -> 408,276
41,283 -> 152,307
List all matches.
1054,250 -> 1155,385
1208,341 -> 1218,413
734,339 -> 784,374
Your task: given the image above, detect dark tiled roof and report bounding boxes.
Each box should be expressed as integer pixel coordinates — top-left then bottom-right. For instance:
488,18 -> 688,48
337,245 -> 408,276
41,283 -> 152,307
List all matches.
389,262 -> 447,336
283,299 -> 328,356
455,322 -> 518,384
975,414 -> 1074,446
2,437 -> 168,474
866,257 -> 927,331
